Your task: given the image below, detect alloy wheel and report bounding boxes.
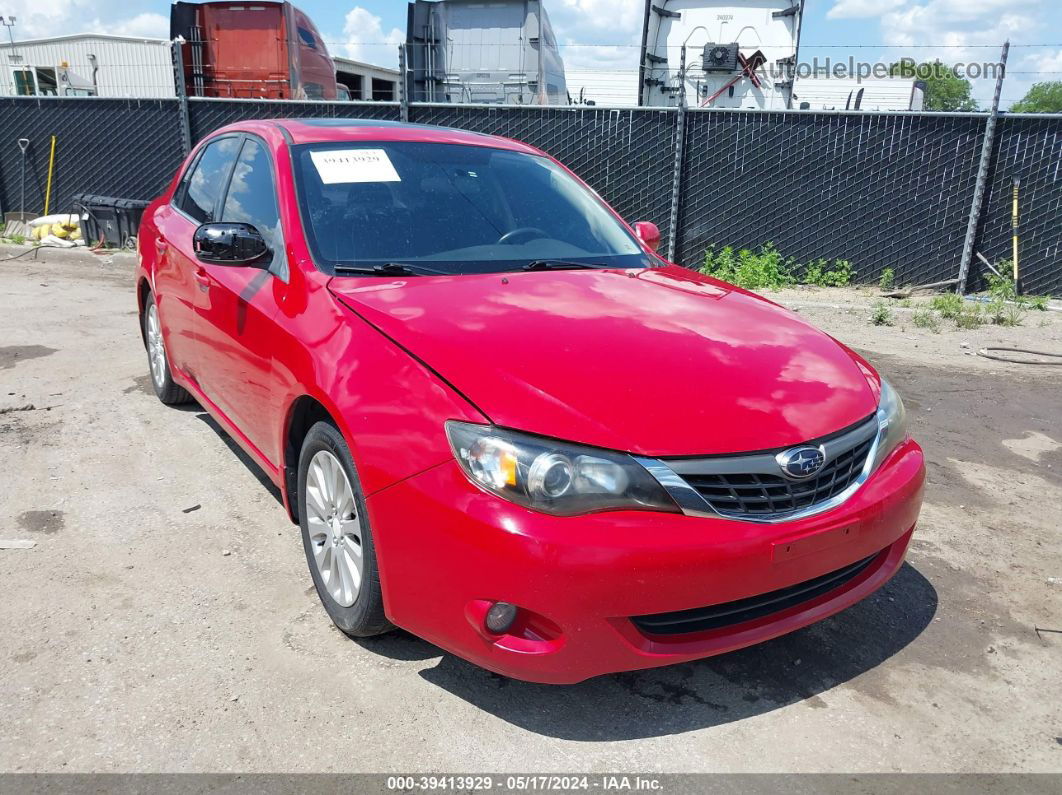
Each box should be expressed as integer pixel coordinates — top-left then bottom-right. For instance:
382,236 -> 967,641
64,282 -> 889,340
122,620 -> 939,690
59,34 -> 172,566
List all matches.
305,449 -> 363,607
146,303 -> 167,388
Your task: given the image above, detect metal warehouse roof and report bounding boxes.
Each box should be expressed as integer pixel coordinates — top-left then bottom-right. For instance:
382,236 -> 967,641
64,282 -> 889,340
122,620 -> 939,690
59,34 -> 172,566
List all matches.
0,33 -> 169,47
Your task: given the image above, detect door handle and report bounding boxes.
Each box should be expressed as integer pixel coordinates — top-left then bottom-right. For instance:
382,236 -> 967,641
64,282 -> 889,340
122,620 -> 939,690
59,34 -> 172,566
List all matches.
154,238 -> 168,252
193,267 -> 211,291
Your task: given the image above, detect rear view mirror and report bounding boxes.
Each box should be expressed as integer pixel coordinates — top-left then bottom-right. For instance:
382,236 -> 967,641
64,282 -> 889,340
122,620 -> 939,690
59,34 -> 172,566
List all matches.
632,221 -> 661,252
194,222 -> 269,266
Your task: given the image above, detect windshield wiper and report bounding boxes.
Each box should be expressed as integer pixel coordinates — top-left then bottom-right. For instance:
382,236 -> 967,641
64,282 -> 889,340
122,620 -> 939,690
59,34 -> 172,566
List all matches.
522,259 -> 609,271
332,262 -> 448,277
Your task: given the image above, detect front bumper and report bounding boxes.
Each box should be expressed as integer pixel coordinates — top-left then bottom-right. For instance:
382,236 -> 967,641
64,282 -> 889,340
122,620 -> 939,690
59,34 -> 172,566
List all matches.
366,438 -> 925,684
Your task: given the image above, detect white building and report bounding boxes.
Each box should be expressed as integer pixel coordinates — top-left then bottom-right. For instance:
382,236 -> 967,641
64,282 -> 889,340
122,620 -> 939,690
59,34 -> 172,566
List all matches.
0,33 -> 175,98
792,76 -> 925,112
566,69 -> 640,107
333,57 -> 400,102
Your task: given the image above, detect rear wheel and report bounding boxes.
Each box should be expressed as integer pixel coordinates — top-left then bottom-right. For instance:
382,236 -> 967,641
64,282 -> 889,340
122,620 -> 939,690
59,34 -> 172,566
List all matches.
298,421 -> 391,637
143,296 -> 191,405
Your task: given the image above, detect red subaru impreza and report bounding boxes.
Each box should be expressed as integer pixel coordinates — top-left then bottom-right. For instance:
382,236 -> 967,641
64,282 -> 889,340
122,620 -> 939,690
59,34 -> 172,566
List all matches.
136,119 -> 924,684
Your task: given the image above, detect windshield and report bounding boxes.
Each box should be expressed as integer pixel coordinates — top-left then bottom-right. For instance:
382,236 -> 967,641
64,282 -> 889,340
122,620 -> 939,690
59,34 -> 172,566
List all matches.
292,141 -> 650,275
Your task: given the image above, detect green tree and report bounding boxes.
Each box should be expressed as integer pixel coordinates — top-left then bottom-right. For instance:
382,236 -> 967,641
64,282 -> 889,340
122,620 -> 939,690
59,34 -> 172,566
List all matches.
890,59 -> 979,111
1010,81 -> 1062,112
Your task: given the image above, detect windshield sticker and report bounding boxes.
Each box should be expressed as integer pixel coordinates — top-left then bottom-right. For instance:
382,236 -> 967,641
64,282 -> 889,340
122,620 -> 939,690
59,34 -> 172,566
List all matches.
310,149 -> 401,184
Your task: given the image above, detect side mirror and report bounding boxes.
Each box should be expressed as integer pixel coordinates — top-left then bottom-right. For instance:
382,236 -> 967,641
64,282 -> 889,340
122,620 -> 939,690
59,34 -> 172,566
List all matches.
193,222 -> 269,266
632,221 -> 661,252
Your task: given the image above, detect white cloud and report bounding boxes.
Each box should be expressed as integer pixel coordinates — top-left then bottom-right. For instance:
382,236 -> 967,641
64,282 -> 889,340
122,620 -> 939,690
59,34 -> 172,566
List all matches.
110,13 -> 168,39
1,1 -> 167,40
827,0 -> 907,20
556,0 -> 643,32
550,0 -> 643,103
836,0 -> 1045,107
339,6 -> 403,68
1006,48 -> 1062,106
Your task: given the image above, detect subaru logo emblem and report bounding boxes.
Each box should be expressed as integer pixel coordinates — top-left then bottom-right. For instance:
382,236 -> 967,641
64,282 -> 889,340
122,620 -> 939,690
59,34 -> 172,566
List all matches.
777,446 -> 826,480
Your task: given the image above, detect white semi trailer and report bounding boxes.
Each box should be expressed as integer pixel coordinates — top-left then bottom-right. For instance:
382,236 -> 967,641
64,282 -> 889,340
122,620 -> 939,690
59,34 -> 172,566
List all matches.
638,0 -> 803,109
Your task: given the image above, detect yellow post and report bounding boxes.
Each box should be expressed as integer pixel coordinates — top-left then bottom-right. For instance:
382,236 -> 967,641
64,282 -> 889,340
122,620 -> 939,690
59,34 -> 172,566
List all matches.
43,135 -> 57,216
1011,178 -> 1020,291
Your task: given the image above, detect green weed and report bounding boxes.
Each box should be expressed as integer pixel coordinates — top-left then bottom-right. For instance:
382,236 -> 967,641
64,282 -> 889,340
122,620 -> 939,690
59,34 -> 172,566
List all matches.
913,307 -> 940,332
870,301 -> 893,326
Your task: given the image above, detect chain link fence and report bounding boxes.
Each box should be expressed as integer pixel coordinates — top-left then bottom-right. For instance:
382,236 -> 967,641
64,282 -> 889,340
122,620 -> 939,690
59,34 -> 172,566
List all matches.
976,115 -> 1062,296
679,111 -> 987,286
188,98 -> 401,141
1,96 -> 1059,294
0,98 -> 184,222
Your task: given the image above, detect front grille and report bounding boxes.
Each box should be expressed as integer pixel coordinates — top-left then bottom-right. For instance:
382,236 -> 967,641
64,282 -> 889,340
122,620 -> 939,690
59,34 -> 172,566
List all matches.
631,552 -> 880,636
682,437 -> 874,517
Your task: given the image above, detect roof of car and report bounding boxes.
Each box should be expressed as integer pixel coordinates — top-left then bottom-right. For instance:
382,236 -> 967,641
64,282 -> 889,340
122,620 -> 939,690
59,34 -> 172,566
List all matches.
216,118 -> 542,155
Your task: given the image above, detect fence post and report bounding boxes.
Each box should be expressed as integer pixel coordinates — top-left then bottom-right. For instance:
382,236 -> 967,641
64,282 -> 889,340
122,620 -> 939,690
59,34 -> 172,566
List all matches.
398,43 -> 411,123
172,38 -> 193,155
666,45 -> 687,263
956,41 -> 1009,293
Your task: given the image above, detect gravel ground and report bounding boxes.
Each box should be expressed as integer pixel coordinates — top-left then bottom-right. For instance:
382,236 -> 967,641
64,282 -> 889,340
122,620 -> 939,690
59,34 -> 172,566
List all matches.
1,247 -> 1060,774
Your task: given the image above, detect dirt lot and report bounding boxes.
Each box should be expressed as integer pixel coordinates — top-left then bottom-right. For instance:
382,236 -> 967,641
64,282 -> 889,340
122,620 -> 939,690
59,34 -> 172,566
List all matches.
1,246 -> 1060,774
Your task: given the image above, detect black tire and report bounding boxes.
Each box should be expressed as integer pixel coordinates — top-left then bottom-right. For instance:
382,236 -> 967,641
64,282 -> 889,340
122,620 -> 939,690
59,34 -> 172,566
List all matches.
298,421 -> 391,637
142,293 -> 192,405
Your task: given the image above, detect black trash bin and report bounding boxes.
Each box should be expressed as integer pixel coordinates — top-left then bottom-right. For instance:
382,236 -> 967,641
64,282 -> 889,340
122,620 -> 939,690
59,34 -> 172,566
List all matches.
72,194 -> 150,249
115,198 -> 151,249
72,193 -> 120,247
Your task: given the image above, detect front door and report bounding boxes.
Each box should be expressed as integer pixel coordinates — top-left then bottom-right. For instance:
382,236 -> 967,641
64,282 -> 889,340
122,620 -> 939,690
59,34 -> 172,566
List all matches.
154,135 -> 242,379
191,135 -> 287,466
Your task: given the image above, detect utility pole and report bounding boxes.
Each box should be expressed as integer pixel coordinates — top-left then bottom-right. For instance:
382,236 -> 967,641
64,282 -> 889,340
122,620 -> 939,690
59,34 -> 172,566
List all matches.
956,40 -> 1009,294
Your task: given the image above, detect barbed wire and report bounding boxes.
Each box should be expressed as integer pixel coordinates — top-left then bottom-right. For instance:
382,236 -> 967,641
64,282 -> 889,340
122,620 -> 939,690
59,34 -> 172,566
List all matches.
319,40 -> 1062,49
9,63 -> 1062,79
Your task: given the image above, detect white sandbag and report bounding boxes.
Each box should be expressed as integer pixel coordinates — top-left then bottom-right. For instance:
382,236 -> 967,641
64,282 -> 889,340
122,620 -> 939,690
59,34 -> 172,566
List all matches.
28,214 -> 79,228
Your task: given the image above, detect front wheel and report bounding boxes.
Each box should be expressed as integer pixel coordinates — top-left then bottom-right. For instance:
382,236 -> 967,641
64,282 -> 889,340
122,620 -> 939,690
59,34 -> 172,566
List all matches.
298,421 -> 391,637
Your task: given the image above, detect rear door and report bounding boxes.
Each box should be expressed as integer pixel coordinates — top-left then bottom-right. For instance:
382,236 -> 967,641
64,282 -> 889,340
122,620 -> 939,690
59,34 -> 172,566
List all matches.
201,3 -> 288,97
191,135 -> 287,464
153,135 -> 241,378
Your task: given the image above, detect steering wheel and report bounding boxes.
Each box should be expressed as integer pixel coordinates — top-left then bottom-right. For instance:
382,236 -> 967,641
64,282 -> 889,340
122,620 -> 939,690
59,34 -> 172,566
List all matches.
497,227 -> 549,245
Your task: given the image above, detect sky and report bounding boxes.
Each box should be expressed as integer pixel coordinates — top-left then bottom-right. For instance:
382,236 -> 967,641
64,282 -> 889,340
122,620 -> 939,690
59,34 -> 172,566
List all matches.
2,0 -> 1059,107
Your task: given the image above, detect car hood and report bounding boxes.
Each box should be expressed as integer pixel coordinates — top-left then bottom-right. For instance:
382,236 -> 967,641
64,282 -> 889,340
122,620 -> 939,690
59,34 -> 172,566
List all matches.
328,266 -> 879,456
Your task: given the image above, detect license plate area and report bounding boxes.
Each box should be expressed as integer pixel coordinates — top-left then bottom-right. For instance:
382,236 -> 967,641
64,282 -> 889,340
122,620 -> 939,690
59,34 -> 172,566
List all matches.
772,522 -> 859,562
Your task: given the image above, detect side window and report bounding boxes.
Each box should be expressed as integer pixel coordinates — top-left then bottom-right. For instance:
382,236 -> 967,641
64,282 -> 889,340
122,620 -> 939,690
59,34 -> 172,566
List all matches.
178,137 -> 240,224
221,139 -> 282,267
13,68 -> 36,96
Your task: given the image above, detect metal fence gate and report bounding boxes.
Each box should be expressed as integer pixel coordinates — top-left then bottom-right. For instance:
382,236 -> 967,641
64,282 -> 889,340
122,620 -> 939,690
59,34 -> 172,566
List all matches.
1,96 -> 1059,294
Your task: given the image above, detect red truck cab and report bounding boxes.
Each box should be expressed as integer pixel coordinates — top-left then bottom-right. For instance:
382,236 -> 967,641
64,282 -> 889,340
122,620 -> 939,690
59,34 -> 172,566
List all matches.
171,1 -> 338,100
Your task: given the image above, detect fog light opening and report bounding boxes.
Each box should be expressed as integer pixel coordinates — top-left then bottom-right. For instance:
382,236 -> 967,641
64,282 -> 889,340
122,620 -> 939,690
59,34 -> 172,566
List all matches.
484,601 -> 519,635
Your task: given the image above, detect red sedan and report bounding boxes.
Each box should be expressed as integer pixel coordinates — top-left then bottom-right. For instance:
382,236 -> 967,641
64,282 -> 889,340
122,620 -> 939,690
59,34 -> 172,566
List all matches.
136,119 -> 924,684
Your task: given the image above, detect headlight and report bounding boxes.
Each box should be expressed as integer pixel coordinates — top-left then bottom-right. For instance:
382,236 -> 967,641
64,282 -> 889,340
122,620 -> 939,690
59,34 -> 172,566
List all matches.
871,378 -> 908,472
446,421 -> 679,517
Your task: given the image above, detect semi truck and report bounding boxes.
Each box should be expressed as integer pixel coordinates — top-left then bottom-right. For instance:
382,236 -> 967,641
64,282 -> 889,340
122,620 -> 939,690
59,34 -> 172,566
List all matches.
170,1 -> 338,100
639,0 -> 803,109
405,0 -> 568,105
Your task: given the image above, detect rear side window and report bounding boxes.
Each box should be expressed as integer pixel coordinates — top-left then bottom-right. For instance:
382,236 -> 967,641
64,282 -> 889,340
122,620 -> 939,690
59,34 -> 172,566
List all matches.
297,27 -> 317,48
221,139 -> 282,266
177,137 -> 241,223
